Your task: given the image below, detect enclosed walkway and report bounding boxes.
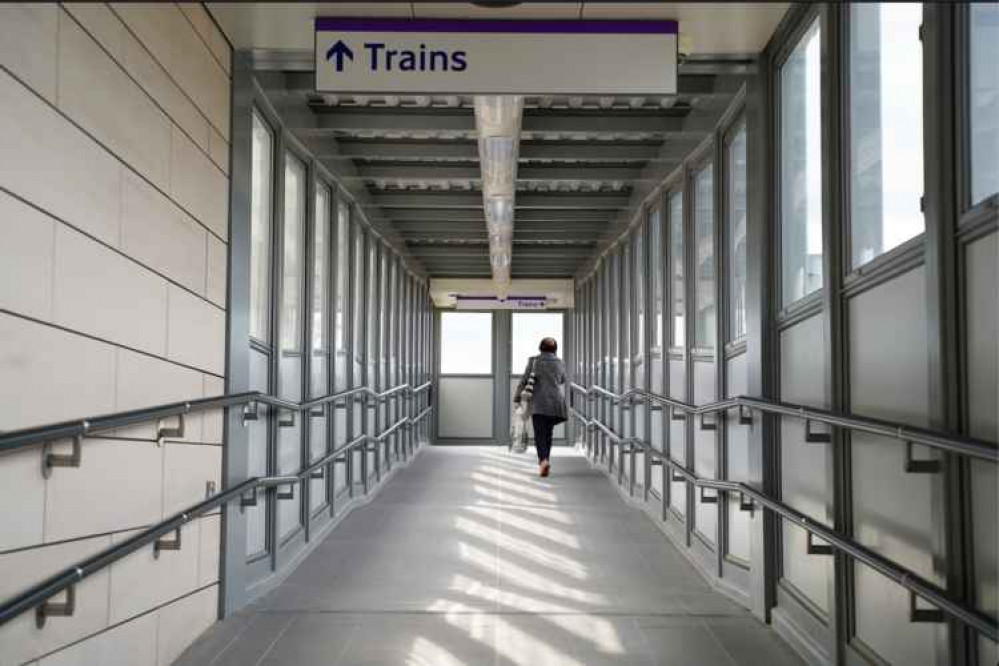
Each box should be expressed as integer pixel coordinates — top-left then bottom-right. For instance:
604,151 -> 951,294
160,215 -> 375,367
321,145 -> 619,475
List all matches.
175,447 -> 802,666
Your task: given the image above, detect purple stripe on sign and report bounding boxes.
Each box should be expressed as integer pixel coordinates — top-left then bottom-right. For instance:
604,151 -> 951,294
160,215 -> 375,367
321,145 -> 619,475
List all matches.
455,295 -> 546,301
314,17 -> 678,35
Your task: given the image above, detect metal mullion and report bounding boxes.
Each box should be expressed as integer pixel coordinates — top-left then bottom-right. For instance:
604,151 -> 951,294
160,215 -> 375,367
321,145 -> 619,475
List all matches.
684,160 -> 696,548
357,224 -> 370,493
301,160 -> 318,541
662,187 -> 672,512
923,5 -> 972,665
343,205 -> 356,499
262,126 -> 290,568
714,128 -> 727,577
326,187 -> 338,516
746,24 -> 778,623
643,210 -> 655,501
820,6 -> 850,665
372,243 -> 382,482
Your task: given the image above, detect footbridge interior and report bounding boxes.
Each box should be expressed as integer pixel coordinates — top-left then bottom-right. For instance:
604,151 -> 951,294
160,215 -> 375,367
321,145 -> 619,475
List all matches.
0,3 -> 996,666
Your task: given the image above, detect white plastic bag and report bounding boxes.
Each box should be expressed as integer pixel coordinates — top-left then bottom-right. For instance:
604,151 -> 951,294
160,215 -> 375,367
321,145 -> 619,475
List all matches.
510,402 -> 529,453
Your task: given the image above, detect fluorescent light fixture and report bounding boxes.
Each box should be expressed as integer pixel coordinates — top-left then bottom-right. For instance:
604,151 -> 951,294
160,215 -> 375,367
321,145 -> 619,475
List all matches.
475,96 -> 523,293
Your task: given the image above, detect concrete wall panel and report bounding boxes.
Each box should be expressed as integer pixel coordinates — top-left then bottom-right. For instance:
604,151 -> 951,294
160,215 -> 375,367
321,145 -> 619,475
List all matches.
0,70 -> 122,247
0,4 -> 58,102
0,191 -> 56,321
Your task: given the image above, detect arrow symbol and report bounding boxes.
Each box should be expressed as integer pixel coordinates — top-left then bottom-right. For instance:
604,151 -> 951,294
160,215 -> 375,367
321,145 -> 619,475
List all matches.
325,40 -> 354,72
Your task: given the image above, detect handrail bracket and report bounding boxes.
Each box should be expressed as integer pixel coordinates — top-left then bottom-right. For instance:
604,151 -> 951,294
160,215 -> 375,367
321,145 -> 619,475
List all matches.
36,585 -> 75,629
904,441 -> 942,474
156,413 -> 186,446
154,527 -> 182,559
42,436 -> 82,478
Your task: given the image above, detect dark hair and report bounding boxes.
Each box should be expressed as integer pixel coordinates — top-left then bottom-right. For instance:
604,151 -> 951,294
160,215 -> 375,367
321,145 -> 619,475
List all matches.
539,337 -> 557,353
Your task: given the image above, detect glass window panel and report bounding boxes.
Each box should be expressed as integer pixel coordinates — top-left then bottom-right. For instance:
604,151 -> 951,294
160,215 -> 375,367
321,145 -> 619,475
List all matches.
334,200 -> 349,390
634,226 -> 645,359
849,3 -> 924,268
278,152 -> 306,538
309,184 -> 330,510
367,243 -> 378,387
246,348 -> 270,556
379,248 -> 389,388
279,159 -> 306,402
280,156 -> 306,359
441,312 -> 493,375
651,208 -> 663,351
694,163 -> 716,349
970,3 -> 999,206
728,126 -> 748,340
511,312 -> 564,373
311,184 -> 330,399
669,192 -> 685,347
780,19 -> 823,306
250,111 -> 273,343
352,230 -> 364,367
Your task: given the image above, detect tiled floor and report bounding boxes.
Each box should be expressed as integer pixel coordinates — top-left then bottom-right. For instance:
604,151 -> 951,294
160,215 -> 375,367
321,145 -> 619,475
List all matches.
175,446 -> 804,666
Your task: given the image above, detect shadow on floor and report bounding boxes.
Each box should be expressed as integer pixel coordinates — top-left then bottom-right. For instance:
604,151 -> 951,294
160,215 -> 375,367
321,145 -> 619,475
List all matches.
175,446 -> 804,666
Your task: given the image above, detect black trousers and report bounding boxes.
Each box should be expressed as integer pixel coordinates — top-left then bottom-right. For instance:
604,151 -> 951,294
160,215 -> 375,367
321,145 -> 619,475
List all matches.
532,414 -> 559,463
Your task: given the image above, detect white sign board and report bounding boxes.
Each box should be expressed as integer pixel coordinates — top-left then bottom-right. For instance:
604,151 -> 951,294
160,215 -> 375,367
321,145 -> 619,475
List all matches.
315,18 -> 677,95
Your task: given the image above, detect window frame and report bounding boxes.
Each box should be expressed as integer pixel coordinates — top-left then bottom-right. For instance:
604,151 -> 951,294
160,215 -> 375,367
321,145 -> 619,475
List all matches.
723,117 -> 750,345
438,311 -> 495,377
774,10 -> 826,315
841,3 -> 928,278
957,2 -> 999,223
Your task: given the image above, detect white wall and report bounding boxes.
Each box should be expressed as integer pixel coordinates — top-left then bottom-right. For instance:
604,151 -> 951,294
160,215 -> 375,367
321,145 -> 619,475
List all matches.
0,3 -> 230,665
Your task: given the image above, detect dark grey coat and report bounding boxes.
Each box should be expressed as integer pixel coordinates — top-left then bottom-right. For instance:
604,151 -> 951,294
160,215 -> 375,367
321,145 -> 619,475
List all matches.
514,352 -> 567,421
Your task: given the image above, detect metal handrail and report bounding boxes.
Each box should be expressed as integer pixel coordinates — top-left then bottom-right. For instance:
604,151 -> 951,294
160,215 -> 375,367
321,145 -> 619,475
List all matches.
570,383 -> 998,463
569,408 -> 999,642
0,398 -> 435,629
0,381 -> 433,456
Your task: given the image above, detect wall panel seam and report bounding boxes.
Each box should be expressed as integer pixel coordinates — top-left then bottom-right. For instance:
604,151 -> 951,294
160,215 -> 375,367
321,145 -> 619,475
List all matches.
0,63 -> 228,245
105,3 -> 229,141
58,5 -> 229,177
175,3 -> 231,79
0,309 -> 225,380
27,582 -> 219,665
0,512 -> 223,557
0,186 -> 225,314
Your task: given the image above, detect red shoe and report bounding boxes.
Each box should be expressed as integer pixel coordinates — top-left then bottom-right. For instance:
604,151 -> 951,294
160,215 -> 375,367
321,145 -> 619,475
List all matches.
540,460 -> 550,477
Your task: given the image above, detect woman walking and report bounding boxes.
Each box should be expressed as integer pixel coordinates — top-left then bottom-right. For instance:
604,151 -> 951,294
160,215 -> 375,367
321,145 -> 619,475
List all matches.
513,337 -> 567,477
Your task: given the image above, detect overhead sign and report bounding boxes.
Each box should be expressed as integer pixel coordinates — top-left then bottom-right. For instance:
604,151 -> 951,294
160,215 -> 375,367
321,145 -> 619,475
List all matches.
455,295 -> 547,310
314,18 -> 677,95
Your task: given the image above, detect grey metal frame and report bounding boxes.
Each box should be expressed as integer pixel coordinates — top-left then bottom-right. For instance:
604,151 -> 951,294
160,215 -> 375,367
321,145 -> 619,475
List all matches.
566,385 -> 996,643
570,4 -> 998,663
222,57 -> 433,617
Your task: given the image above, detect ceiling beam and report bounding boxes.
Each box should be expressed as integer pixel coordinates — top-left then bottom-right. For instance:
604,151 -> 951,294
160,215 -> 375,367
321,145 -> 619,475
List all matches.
397,223 -> 606,235
315,139 -> 674,162
387,208 -> 612,223
410,246 -> 593,258
402,230 -> 602,241
259,70 -> 721,97
347,163 -> 648,182
367,192 -> 631,209
299,109 -> 704,136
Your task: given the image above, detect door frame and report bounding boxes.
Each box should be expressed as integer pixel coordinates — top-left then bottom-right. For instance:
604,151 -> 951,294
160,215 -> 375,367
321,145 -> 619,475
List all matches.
432,308 -> 569,445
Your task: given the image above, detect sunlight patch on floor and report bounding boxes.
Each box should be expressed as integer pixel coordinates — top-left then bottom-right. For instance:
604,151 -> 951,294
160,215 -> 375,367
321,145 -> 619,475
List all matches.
454,516 -> 589,580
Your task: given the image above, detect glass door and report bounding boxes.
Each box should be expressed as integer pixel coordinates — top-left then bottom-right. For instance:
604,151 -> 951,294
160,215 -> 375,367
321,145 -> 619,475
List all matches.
510,312 -> 566,443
